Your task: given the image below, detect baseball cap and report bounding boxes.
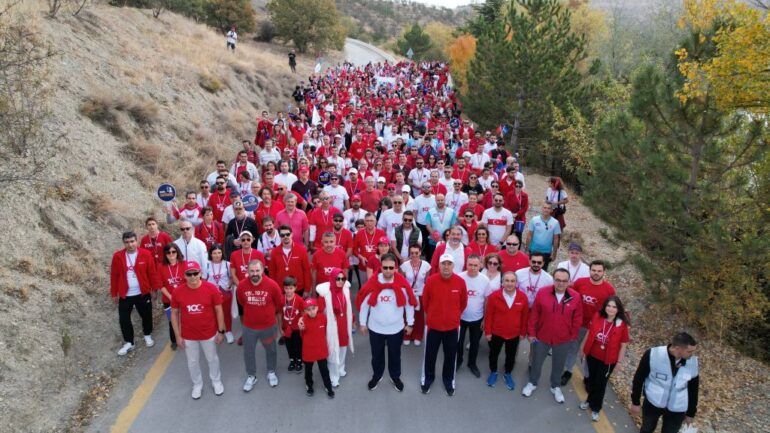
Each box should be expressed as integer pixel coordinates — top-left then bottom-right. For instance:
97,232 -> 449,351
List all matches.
568,243 -> 583,252
378,236 -> 390,245
184,261 -> 201,273
462,151 -> 472,159
239,231 -> 254,239
348,168 -> 358,174
439,253 -> 454,264
387,183 -> 396,190
377,176 -> 386,183
421,183 -> 431,190
401,185 -> 411,193
299,167 -> 310,173
351,194 -> 361,201
304,298 -> 318,308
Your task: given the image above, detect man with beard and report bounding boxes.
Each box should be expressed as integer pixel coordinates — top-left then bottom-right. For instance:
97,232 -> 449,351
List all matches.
239,260 -> 284,391
207,176 -> 232,223
523,203 -> 562,272
268,225 -> 312,296
291,167 -> 319,209
515,253 -> 554,308
311,232 -> 349,289
481,193 -> 514,248
499,235 -> 529,274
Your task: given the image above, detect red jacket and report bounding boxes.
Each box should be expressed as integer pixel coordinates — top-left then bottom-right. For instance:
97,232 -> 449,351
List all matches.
528,285 -> 583,345
429,243 -> 471,275
140,232 -> 173,265
301,313 -> 329,362
484,289 -> 529,339
423,273 -> 468,331
110,248 -> 161,299
267,244 -> 312,293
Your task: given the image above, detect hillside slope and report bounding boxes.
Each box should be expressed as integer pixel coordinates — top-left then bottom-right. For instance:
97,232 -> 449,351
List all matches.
0,5 -> 313,432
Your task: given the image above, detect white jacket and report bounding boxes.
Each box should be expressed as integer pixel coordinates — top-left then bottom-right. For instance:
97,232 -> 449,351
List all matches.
315,281 -> 354,364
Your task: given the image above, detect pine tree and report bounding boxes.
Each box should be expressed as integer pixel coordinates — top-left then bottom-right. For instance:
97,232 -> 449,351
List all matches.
396,23 -> 432,60
462,0 -> 586,157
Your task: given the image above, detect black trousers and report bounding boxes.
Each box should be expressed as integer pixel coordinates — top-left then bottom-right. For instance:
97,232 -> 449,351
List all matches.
541,252 -> 553,272
585,355 -> 615,412
457,319 -> 482,368
639,399 -> 687,433
304,359 -> 332,390
285,330 -> 302,361
423,328 -> 459,391
416,222 -> 434,258
488,335 -> 520,374
118,294 -> 153,344
162,302 -> 176,344
369,329 -> 404,381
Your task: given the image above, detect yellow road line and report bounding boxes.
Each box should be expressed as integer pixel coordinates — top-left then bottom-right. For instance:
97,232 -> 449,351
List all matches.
110,344 -> 175,433
571,368 -> 616,433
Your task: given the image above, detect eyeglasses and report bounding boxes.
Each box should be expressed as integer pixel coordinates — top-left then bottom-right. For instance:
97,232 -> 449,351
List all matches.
166,251 -> 177,255
180,227 -> 192,231
381,266 -> 395,270
491,184 -> 499,188
333,219 -> 343,223
185,272 -> 200,277
279,233 -> 292,238
554,278 -> 569,283
335,277 -> 346,281
200,186 -> 209,189
488,262 -> 499,266
506,242 -> 520,247
216,182 -> 225,185
531,261 -> 543,265
403,219 -> 413,223
464,215 -> 474,218
321,197 -> 330,201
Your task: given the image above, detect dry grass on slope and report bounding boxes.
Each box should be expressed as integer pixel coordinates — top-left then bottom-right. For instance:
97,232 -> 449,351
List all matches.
0,4 -> 316,432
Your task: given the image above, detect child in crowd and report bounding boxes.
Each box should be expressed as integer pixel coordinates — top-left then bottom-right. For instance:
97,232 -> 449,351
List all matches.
299,298 -> 334,398
282,277 -> 305,373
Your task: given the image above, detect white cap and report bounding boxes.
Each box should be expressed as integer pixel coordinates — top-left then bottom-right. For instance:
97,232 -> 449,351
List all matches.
439,253 -> 454,264
462,151 -> 472,158
401,185 -> 411,193
348,168 -> 358,174
239,231 -> 254,239
377,176 -> 386,183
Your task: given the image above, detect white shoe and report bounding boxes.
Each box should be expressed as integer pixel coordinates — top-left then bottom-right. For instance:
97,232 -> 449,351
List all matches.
591,411 -> 600,422
225,332 -> 234,344
213,381 -> 224,396
331,380 -> 340,388
521,382 -> 536,397
403,340 -> 411,346
117,342 -> 135,356
413,340 -> 421,346
578,401 -> 590,410
339,368 -> 347,378
550,387 -> 565,404
144,335 -> 155,348
267,371 -> 279,387
243,375 -> 258,392
191,385 -> 202,399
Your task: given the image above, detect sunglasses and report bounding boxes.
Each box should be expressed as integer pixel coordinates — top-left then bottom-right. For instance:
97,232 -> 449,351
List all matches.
185,272 -> 200,277
166,251 -> 177,255
180,227 -> 192,231
488,262 -> 499,266
335,277 -> 346,281
403,219 -> 413,222
333,219 -> 343,223
279,233 -> 292,238
464,215 -> 474,218
381,266 -> 395,270
506,243 -> 520,247
531,261 -> 543,265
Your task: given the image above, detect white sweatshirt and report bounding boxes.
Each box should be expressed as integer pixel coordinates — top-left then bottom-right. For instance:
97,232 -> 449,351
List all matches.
359,277 -> 415,335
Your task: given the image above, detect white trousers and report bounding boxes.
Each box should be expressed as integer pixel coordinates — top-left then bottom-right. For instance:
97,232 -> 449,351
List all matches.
184,337 -> 222,388
328,346 -> 348,386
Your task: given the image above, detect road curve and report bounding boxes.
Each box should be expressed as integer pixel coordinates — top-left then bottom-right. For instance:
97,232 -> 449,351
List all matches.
344,38 -> 397,66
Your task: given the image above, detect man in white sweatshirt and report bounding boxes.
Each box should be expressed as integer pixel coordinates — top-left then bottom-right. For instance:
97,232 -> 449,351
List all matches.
457,255 -> 491,378
359,253 -> 415,393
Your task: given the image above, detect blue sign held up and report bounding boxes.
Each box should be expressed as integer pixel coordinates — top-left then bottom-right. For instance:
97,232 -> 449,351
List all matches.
242,194 -> 259,212
157,183 -> 176,202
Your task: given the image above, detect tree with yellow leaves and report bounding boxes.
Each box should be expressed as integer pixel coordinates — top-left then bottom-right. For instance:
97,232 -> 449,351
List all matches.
676,0 -> 770,113
446,35 -> 476,95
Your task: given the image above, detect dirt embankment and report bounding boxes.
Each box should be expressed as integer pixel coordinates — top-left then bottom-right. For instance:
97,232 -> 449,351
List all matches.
522,173 -> 769,433
0,4 -> 325,432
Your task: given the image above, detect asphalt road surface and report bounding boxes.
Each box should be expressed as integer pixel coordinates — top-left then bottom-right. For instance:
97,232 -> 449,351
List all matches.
86,40 -> 639,433
344,38 -> 397,66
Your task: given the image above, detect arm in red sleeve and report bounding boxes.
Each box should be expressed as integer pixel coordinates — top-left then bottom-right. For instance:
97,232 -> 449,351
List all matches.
148,253 -> 162,289
528,297 -> 540,337
484,299 -> 494,335
110,253 -> 120,298
519,299 -> 529,337
459,280 -> 468,313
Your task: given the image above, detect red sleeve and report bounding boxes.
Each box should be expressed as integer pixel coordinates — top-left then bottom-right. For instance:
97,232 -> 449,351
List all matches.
519,293 -> 529,336
268,247 -> 278,277
583,317 -> 597,355
459,278 -> 468,312
620,323 -> 630,343
273,282 -> 285,315
145,250 -> 162,289
528,294 -> 541,337
571,295 -> 583,340
484,296 -> 495,335
210,283 -> 224,305
421,278 -> 432,312
302,250 -> 312,291
110,252 -> 121,298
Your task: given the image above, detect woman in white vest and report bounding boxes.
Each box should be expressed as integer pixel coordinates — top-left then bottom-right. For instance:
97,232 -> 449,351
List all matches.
314,268 -> 354,388
630,332 -> 700,433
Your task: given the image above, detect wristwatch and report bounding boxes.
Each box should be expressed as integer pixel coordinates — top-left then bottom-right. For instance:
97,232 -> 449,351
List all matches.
218,329 -> 226,335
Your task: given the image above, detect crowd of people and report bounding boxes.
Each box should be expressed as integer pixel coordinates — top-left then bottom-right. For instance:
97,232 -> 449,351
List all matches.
110,60 -> 699,433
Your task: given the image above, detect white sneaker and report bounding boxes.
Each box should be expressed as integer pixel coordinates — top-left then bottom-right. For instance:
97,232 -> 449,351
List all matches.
144,335 -> 155,348
339,368 -> 347,378
414,340 -> 421,346
243,375 -> 258,392
550,386 -> 565,403
521,382 -> 536,397
191,385 -> 202,399
591,411 -> 600,422
403,340 -> 411,346
267,371 -> 279,387
213,381 -> 224,396
578,401 -> 590,410
117,342 -> 135,356
225,332 -> 234,344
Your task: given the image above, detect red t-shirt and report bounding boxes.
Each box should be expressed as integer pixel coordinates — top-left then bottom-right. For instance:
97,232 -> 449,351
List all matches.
301,313 -> 329,362
140,231 -> 173,265
159,261 -> 186,304
237,276 -> 284,330
229,249 -> 266,283
311,248 -> 349,285
500,250 -> 530,274
171,281 -> 223,341
584,315 -> 630,365
281,295 -> 306,336
573,277 -> 617,328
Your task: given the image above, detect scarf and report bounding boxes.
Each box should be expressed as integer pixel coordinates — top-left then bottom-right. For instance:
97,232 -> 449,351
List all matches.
356,272 -> 417,309
329,268 -> 346,316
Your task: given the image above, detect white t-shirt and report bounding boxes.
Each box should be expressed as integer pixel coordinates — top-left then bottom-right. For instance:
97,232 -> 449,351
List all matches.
469,153 -> 490,170
515,268 -> 554,307
445,242 -> 466,274
343,208 -> 364,234
557,260 -> 590,284
377,208 -> 404,239
547,187 -> 568,207
412,194 -> 436,225
460,272 -> 491,321
408,168 -> 431,189
275,172 -> 298,190
445,190 -> 469,213
481,207 -> 514,246
400,260 -> 431,297
126,252 -> 141,296
481,269 -> 502,292
439,176 -> 455,191
226,30 -> 237,44
323,184 -> 349,210
258,148 -> 281,166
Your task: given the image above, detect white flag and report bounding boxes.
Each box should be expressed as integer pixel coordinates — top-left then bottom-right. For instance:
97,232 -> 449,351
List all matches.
311,105 -> 321,126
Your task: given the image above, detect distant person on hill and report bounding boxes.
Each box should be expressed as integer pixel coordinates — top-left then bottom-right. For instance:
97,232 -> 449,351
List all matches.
288,49 -> 297,73
226,26 -> 237,51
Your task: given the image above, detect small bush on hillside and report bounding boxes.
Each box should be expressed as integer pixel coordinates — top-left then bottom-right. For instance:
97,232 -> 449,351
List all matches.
198,72 -> 223,93
255,19 -> 276,42
80,94 -> 159,137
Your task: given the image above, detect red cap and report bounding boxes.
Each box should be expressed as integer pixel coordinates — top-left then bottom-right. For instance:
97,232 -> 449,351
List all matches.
351,194 -> 361,201
378,236 -> 390,244
387,183 -> 396,189
304,298 -> 319,308
184,261 -> 201,272
299,167 -> 310,173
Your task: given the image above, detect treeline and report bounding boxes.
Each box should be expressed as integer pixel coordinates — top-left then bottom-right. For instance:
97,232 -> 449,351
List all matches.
454,0 -> 769,360
110,0 -> 257,34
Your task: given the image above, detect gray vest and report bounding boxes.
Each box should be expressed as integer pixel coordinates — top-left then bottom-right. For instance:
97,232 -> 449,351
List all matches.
644,346 -> 699,412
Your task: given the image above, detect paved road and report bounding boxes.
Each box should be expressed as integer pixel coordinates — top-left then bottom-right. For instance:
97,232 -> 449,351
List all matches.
86,42 -> 639,433
344,38 -> 397,66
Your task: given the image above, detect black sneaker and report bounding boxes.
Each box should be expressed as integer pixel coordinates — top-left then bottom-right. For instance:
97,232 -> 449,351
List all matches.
288,360 -> 296,372
420,384 -> 431,394
326,388 -> 335,399
306,386 -> 314,396
446,387 -> 455,397
295,361 -> 303,374
390,377 -> 404,392
560,371 -> 572,387
170,342 -> 177,351
469,365 -> 481,378
367,378 -> 381,391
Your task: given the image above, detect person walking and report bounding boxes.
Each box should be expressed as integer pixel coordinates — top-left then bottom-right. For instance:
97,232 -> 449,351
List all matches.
226,26 -> 237,51
315,268 -> 354,388
522,203 -> 561,271
288,49 -> 297,73
420,254 -> 468,396
631,333 -> 700,433
238,260 -> 284,392
484,272 -> 528,390
400,244 -> 430,346
298,298 -> 335,398
577,296 -> 630,422
456,255 -> 491,378
522,268 -> 582,404
358,254 -> 416,392
110,231 -> 161,356
169,261 -> 226,399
